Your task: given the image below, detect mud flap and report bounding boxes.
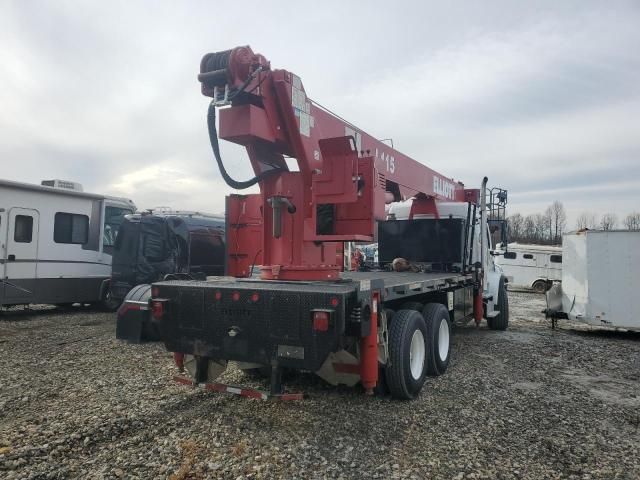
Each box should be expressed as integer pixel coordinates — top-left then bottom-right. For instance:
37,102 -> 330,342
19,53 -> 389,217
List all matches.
115,301 -> 149,343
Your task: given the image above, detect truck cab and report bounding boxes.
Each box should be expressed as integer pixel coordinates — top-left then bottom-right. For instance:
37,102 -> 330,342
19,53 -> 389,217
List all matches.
387,199 -> 506,316
110,212 -> 225,303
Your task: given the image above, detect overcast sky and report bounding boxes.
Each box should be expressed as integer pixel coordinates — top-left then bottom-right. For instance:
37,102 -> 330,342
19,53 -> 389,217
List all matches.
1,1 -> 639,227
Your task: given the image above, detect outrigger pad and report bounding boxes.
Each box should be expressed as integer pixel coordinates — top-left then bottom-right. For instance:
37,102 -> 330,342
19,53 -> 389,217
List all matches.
173,376 -> 305,401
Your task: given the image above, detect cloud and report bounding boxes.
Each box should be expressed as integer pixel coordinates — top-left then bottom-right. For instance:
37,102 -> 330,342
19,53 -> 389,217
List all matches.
107,162 -> 230,214
327,8 -> 640,223
0,1 -> 638,228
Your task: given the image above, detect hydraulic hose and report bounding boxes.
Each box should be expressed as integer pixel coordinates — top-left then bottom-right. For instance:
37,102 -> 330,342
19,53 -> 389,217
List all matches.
207,101 -> 282,189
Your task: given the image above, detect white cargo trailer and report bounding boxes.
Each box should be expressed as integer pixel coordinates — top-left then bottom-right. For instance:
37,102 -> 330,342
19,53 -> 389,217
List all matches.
495,243 -> 562,293
0,179 -> 135,308
546,230 -> 640,331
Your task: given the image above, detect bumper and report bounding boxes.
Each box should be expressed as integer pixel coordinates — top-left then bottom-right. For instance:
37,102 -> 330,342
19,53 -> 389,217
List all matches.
154,280 -> 358,372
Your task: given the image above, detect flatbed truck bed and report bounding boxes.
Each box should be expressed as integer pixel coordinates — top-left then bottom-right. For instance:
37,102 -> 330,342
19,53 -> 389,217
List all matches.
149,269 -> 476,388
342,271 -> 472,300
159,270 -> 471,298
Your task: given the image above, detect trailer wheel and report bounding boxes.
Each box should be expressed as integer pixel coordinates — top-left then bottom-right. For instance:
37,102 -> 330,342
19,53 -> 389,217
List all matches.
532,280 -> 548,294
421,303 -> 451,376
99,286 -> 121,312
488,277 -> 509,331
385,309 -> 428,400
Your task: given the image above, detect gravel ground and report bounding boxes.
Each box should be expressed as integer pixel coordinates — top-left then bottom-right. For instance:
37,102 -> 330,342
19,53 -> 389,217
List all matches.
1,293 -> 639,479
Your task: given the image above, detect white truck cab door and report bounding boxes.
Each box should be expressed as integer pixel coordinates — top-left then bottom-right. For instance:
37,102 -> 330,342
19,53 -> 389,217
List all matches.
4,208 -> 40,300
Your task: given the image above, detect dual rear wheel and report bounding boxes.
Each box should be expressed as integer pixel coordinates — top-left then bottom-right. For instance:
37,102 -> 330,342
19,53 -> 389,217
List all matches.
384,303 -> 452,399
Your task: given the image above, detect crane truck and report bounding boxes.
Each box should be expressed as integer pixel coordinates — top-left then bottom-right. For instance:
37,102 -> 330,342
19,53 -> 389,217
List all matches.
118,46 -> 509,400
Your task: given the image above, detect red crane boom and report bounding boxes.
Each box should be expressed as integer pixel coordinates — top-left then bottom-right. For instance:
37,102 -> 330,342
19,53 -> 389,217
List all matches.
199,46 -> 477,281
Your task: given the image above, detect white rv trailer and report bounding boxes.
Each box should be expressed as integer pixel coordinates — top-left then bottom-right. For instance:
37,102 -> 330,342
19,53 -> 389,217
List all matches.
546,230 -> 640,331
495,243 -> 562,293
0,179 -> 135,308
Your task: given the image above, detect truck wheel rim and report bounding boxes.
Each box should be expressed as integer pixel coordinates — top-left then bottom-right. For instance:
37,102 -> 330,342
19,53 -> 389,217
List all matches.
409,329 -> 426,380
438,319 -> 450,362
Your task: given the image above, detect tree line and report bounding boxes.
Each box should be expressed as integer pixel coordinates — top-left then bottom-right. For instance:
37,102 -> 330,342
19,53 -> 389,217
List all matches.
507,201 -> 640,245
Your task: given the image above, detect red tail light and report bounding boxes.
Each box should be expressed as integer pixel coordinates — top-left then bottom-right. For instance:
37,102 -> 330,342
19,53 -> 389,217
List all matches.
232,291 -> 240,302
214,291 -> 222,301
312,311 -> 330,332
330,297 -> 339,307
251,292 -> 260,302
151,300 -> 164,319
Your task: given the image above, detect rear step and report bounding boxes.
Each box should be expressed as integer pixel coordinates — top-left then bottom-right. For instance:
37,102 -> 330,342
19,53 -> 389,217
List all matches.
173,375 -> 306,401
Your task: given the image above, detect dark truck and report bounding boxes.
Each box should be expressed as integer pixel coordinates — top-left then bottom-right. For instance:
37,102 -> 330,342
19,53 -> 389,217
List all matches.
113,211 -> 224,341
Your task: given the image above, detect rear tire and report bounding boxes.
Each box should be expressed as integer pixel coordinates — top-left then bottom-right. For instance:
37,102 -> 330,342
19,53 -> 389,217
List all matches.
384,308 -> 395,321
421,303 -> 452,376
532,280 -> 548,294
385,309 -> 429,400
99,286 -> 121,312
488,277 -> 509,331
